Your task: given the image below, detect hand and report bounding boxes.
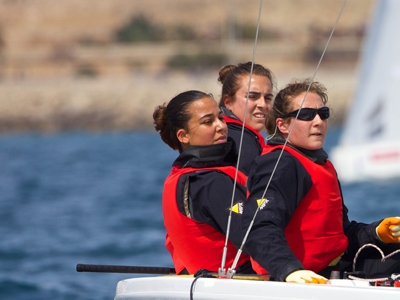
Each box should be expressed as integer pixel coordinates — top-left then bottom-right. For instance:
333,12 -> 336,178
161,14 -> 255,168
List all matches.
286,270 -> 327,284
376,217 -> 400,243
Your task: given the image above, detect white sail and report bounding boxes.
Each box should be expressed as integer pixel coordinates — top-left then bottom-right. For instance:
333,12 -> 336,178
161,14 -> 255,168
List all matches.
331,0 -> 400,182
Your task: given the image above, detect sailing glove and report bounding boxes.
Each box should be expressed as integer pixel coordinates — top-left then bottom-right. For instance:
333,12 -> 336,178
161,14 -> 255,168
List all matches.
286,270 -> 327,284
376,217 -> 400,243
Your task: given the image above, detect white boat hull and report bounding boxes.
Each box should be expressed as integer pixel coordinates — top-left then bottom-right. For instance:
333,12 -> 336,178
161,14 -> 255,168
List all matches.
115,276 -> 400,300
331,140 -> 400,183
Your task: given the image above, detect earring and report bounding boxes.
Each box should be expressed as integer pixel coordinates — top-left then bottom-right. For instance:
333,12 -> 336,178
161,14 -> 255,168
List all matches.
266,125 -> 278,140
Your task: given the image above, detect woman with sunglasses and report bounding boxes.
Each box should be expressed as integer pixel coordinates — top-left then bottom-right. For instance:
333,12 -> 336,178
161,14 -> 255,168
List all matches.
242,79 -> 400,283
154,90 -> 253,275
218,62 -> 275,175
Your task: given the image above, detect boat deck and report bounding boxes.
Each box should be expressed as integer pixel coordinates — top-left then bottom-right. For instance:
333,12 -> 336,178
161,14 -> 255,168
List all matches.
115,276 -> 400,300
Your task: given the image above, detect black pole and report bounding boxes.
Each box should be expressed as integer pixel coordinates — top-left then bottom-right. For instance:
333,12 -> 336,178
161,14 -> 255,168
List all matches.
76,264 -> 176,275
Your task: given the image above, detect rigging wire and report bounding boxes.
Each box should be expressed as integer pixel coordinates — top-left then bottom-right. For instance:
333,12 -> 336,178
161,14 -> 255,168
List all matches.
226,0 -> 348,277
219,0 -> 264,277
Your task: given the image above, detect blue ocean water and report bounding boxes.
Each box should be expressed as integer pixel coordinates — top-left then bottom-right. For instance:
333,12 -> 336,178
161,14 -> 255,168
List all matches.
0,130 -> 399,300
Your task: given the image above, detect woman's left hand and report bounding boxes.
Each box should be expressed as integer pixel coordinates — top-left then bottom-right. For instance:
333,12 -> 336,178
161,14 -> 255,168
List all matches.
376,217 -> 400,243
286,270 -> 327,284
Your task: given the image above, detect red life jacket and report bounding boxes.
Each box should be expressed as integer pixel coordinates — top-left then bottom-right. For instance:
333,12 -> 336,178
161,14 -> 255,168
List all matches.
252,144 -> 348,274
163,165 -> 250,274
223,115 -> 265,148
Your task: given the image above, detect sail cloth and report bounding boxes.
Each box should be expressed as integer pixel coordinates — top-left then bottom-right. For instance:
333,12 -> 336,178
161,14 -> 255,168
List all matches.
331,0 -> 400,182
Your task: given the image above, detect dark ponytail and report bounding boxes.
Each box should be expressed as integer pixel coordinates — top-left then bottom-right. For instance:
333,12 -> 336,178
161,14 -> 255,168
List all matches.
153,90 -> 212,152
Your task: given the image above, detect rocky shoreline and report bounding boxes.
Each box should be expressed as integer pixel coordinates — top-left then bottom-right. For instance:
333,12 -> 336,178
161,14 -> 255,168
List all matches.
0,0 -> 373,133
0,65 -> 357,133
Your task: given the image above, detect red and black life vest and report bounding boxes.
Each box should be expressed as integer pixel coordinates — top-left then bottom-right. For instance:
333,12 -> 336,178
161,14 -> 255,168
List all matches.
163,165 -> 250,274
223,116 -> 265,148
252,144 -> 348,274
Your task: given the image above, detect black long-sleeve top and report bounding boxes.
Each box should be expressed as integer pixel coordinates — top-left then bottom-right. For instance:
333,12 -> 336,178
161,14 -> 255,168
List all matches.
173,141 -> 251,272
221,107 -> 264,176
243,137 -> 382,281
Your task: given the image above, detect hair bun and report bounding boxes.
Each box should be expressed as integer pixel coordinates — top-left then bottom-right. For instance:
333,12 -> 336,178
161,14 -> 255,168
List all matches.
153,90 -> 211,152
218,64 -> 237,84
153,103 -> 168,133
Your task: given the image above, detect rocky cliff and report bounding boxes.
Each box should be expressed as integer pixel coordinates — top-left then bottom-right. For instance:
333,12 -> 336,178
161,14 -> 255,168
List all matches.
0,0 -> 375,132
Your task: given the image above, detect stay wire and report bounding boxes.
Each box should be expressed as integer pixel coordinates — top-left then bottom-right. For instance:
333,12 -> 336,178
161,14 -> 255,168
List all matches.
219,0 -> 264,277
227,0 -> 348,276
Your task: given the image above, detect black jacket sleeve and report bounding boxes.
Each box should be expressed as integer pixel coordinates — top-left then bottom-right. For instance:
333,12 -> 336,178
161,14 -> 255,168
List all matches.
243,150 -> 313,281
176,170 -> 247,251
338,180 -> 384,259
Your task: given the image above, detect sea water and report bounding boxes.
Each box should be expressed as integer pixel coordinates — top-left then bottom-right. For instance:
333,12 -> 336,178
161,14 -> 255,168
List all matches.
0,130 -> 399,300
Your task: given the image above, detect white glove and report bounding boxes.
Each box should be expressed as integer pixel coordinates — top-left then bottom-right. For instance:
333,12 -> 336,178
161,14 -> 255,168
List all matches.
286,270 -> 327,284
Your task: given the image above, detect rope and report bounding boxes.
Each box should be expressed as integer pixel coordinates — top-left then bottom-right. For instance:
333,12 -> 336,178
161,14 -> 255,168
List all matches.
353,243 -> 400,272
190,269 -> 269,299
190,269 -> 216,300
220,0 -> 264,277
348,275 -> 390,282
348,273 -> 400,283
227,0 -> 348,277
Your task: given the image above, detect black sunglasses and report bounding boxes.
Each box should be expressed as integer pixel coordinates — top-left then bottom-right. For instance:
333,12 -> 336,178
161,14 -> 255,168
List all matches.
279,106 -> 330,121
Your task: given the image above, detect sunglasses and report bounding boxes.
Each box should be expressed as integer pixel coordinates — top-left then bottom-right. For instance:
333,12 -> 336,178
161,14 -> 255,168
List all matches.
279,106 -> 330,121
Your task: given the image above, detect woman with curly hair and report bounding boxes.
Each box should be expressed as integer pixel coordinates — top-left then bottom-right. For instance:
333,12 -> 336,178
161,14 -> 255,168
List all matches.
243,79 -> 400,283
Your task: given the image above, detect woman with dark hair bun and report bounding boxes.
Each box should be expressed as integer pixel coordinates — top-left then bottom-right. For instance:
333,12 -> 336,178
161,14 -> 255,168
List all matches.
218,62 -> 275,175
154,90 -> 253,275
243,79 -> 400,284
